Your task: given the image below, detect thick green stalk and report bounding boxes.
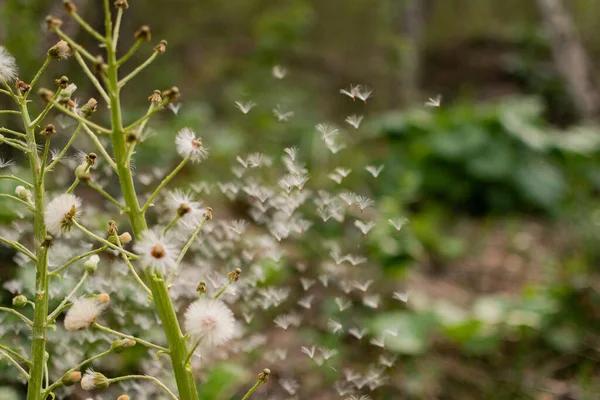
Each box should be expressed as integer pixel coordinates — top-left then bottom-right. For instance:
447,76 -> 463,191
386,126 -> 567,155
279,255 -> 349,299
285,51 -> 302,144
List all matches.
105,28 -> 199,400
21,101 -> 50,400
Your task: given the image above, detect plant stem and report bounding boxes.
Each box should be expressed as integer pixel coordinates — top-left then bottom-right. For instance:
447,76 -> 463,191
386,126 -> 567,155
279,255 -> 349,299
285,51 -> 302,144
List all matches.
167,217 -> 208,285
72,220 -> 137,258
0,175 -> 32,188
50,101 -> 111,134
117,40 -> 142,66
0,349 -> 29,379
73,52 -> 111,105
45,123 -> 83,173
71,11 -> 107,43
0,109 -> 20,115
111,233 -> 152,296
0,306 -> 33,326
81,124 -> 117,171
118,51 -> 159,88
124,98 -> 168,132
241,380 -> 263,400
0,344 -> 30,366
93,323 -> 169,353
27,56 -> 51,95
141,158 -> 188,213
46,271 -> 88,324
0,235 -> 36,260
21,97 -> 50,400
49,245 -> 107,277
86,180 -> 126,211
55,29 -> 96,63
0,127 -> 26,137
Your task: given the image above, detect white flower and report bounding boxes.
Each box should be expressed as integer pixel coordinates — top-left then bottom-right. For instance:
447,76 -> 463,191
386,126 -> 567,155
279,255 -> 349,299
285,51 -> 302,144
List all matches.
134,229 -> 179,274
166,189 -> 204,225
0,46 -> 18,82
175,127 -> 208,163
64,294 -> 110,331
184,299 -> 236,347
45,194 -> 82,237
345,114 -> 364,129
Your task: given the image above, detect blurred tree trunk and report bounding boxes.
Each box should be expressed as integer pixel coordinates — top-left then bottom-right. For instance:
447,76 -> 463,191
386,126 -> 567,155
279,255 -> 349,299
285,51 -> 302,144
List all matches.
398,0 -> 424,106
536,0 -> 599,120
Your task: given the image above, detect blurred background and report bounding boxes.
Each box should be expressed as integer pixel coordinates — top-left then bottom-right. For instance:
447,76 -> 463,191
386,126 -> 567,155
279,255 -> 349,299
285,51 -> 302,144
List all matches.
2,0 -> 600,399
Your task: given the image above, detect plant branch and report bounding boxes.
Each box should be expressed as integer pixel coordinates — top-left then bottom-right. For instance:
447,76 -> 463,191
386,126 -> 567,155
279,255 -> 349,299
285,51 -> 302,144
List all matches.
117,40 -> 142,66
167,217 -> 209,286
81,124 -> 117,171
49,245 -> 107,277
0,306 -> 33,326
0,175 -> 32,188
46,271 -> 89,324
86,180 -> 127,211
0,349 -> 30,380
118,51 -> 159,88
45,123 -> 83,173
141,158 -> 188,213
27,56 -> 51,96
50,101 -> 111,134
72,220 -> 138,259
0,127 -> 26,138
107,375 -> 178,400
93,323 -> 169,353
0,193 -> 35,212
73,51 -> 110,105
55,28 -> 96,63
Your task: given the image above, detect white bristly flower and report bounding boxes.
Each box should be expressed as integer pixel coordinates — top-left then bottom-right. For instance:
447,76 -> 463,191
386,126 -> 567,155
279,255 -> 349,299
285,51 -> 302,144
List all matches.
345,115 -> 364,129
184,299 -> 236,347
134,229 -> 179,274
0,46 -> 18,82
175,127 -> 208,163
64,294 -> 110,331
167,189 -> 204,225
45,194 -> 82,237
234,100 -> 256,115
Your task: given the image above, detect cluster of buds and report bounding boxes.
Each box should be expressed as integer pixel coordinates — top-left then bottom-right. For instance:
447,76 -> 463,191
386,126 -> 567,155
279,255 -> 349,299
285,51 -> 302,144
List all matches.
62,0 -> 77,14
115,0 -> 130,9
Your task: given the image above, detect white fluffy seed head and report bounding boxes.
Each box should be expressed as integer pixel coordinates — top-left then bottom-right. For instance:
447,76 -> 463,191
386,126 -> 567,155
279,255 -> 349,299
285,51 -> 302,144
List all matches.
64,295 -> 109,331
133,229 -> 179,274
184,299 -> 236,347
0,46 -> 18,82
175,128 -> 208,163
45,194 -> 82,237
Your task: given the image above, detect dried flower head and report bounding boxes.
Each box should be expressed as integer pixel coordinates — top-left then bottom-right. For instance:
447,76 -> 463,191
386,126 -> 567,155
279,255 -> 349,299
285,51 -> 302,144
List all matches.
64,294 -> 110,331
0,46 -> 18,82
184,299 -> 236,347
135,25 -> 152,42
134,229 -> 179,274
45,194 -> 82,237
175,128 -> 208,163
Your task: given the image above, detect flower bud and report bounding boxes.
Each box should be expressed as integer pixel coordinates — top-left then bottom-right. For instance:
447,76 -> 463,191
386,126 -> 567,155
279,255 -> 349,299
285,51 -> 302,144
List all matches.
227,268 -> 241,282
119,232 -> 132,244
84,254 -> 100,274
96,293 -> 110,304
148,89 -> 162,105
81,98 -> 98,118
12,294 -> 28,308
86,153 -> 97,166
203,207 -> 213,220
196,281 -> 207,294
117,395 -> 131,400
107,220 -> 119,235
42,235 -> 53,248
48,40 -> 71,60
75,164 -> 91,182
40,124 -> 57,136
93,55 -> 107,74
111,338 -> 136,353
54,75 -> 70,89
15,186 -> 32,202
125,130 -> 139,144
81,370 -> 109,390
161,86 -> 180,103
45,16 -> 63,32
15,79 -> 31,95
63,0 -> 76,14
61,370 -> 81,386
38,88 -> 54,103
154,40 -> 167,54
258,368 -> 270,383
115,0 -> 129,9
135,25 -> 151,42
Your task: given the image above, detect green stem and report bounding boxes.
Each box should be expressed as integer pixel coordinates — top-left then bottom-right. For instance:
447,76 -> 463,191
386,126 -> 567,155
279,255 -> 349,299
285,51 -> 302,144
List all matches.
39,138 -> 50,177
214,282 -> 232,300
46,271 -> 88,324
86,180 -> 126,210
0,306 -> 33,326
49,245 -> 107,277
112,8 -> 124,52
0,175 -> 32,188
167,217 -> 208,286
65,177 -> 80,194
26,57 -> 51,96
50,101 -> 111,134
124,98 -> 168,132
71,11 -> 107,43
0,136 -> 29,152
0,235 -> 36,260
45,123 -> 83,173
22,94 -> 50,400
73,52 -> 110,105
184,338 -> 201,365
93,323 -> 169,353
81,124 -> 117,171
117,40 -> 142,66
112,233 -> 152,296
141,158 -> 188,213
0,344 -> 30,366
0,110 -> 20,115
30,87 -> 62,128
55,29 -> 96,63
0,192 -> 35,212
0,349 -> 29,379
118,51 -> 159,88
163,215 -> 180,234
241,380 -> 263,400
72,220 -> 137,258
107,375 -> 178,400
0,127 -> 27,138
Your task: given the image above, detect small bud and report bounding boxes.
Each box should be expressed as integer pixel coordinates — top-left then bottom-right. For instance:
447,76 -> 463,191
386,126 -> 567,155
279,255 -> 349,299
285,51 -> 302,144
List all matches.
196,281 -> 207,294
12,295 -> 28,308
81,370 -> 110,390
61,371 -> 82,386
15,186 -> 32,202
63,0 -> 76,14
135,25 -> 152,42
107,220 -> 119,235
177,203 -> 191,217
119,232 -> 132,244
15,79 -> 31,95
86,153 -> 97,166
81,98 -> 98,118
48,40 -> 71,60
45,16 -> 63,32
125,130 -> 139,144
148,89 -> 162,105
93,55 -> 107,74
227,268 -> 241,282
154,40 -> 167,54
111,338 -> 136,353
42,235 -> 53,248
55,76 -> 69,89
203,207 -> 213,220
84,254 -> 100,274
38,88 -> 54,103
40,124 -> 57,136
75,164 -> 91,182
114,0 -> 129,9
96,293 -> 110,304
117,396 -> 131,400
258,368 -> 270,383
161,86 -> 180,103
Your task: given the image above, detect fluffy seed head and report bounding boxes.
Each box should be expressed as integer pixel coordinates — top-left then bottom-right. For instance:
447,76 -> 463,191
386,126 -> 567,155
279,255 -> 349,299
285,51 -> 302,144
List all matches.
0,46 -> 18,82
184,299 -> 236,347
134,229 -> 179,274
45,194 -> 82,237
81,369 -> 109,390
176,128 -> 208,163
64,295 -> 109,331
